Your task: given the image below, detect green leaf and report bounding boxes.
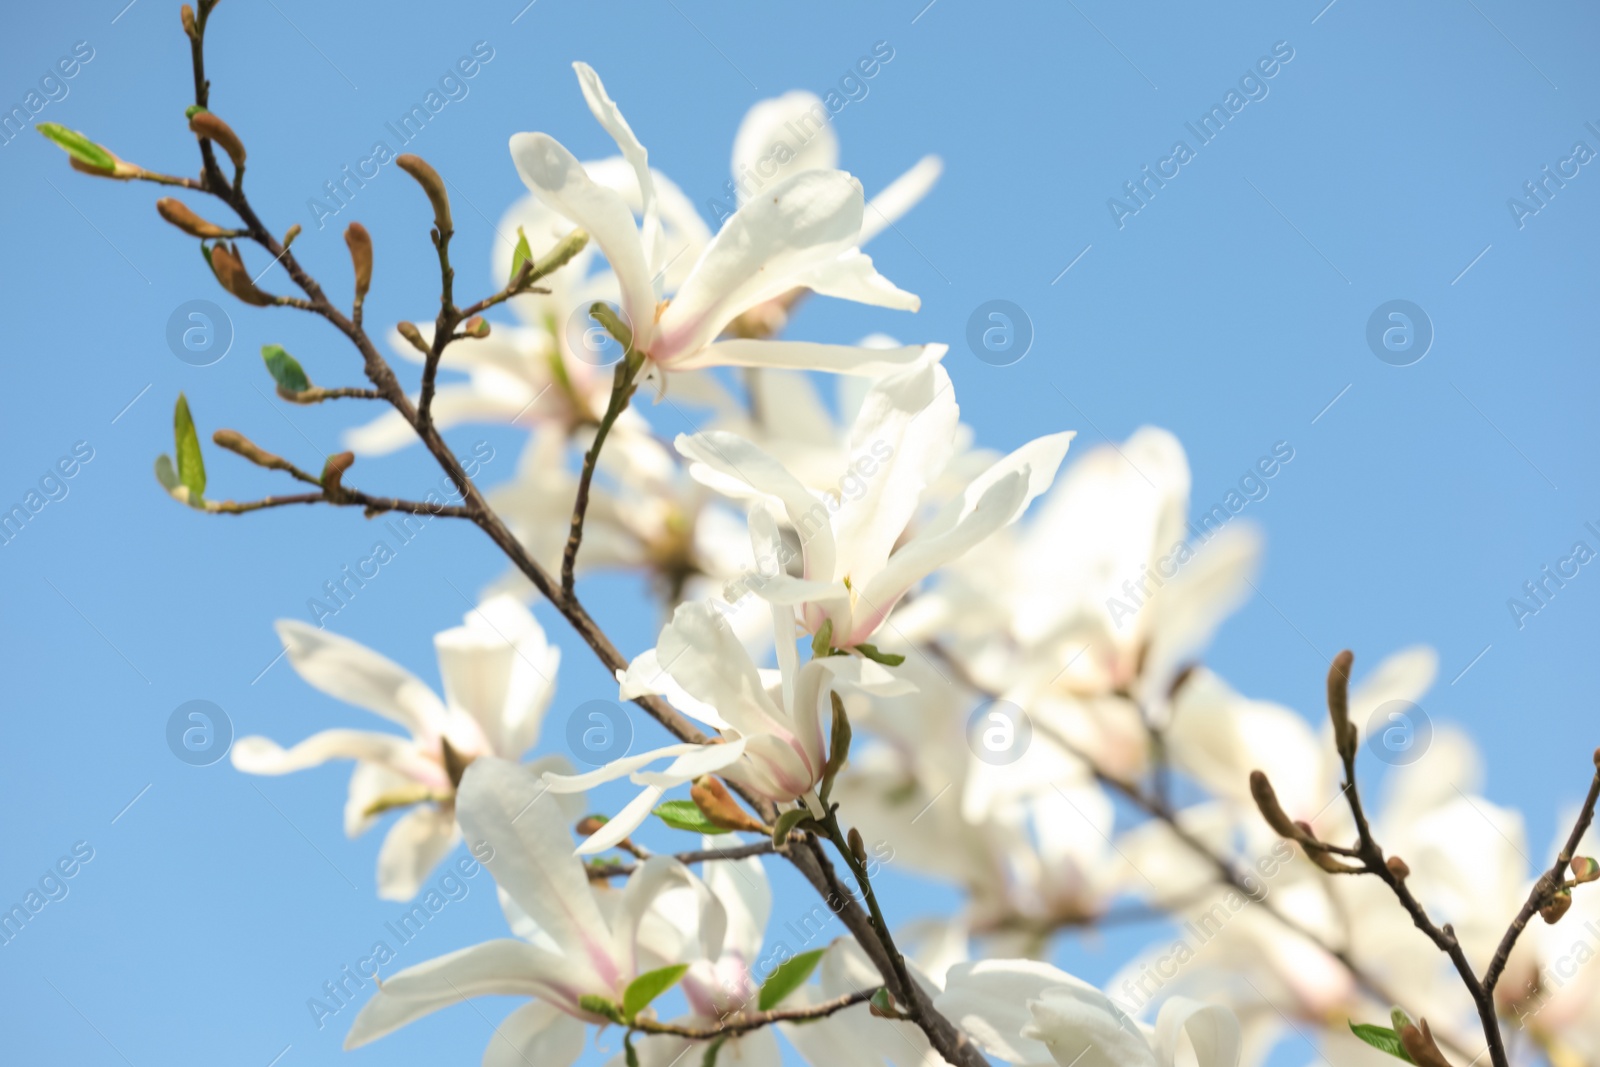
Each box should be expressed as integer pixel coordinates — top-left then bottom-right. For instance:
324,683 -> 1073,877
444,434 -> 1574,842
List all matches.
1347,1022 -> 1415,1063
37,122 -> 115,172
577,994 -> 624,1025
185,104 -> 207,119
820,691 -> 851,803
154,454 -> 179,491
173,393 -> 206,501
772,808 -> 811,846
758,948 -> 825,1011
810,618 -> 833,660
622,963 -> 689,1019
700,1036 -> 729,1067
623,1032 -> 640,1067
261,344 -> 311,394
653,800 -> 731,835
509,225 -> 532,284
854,643 -> 905,667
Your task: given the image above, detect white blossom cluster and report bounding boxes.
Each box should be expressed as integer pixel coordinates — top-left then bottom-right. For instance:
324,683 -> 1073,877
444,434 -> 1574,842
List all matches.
228,63 -> 1600,1067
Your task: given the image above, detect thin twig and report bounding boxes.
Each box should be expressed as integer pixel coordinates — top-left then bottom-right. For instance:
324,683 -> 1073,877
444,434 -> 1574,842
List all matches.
630,988 -> 876,1039
586,840 -> 781,880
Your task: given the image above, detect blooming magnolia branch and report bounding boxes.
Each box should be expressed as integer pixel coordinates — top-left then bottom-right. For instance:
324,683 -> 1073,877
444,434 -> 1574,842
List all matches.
48,7 -> 987,1065
1252,652 -> 1600,1067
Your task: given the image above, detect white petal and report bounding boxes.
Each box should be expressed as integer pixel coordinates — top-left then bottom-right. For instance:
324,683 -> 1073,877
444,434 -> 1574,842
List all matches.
618,648 -> 730,730
230,729 -> 415,776
612,855 -> 726,977
1154,998 -> 1242,1067
572,62 -> 660,274
454,758 -> 613,980
793,248 -> 920,312
860,155 -> 943,244
700,833 -> 771,962
654,601 -> 787,738
574,784 -> 663,856
654,170 -> 866,364
629,739 -> 747,789
376,804 -> 460,901
935,959 -> 1104,1067
509,132 -> 655,344
541,742 -> 709,793
831,359 -> 957,584
731,92 -> 839,192
343,939 -> 572,1049
483,1002 -> 587,1067
676,431 -> 836,584
274,620 -> 447,738
1024,984 -> 1158,1067
670,339 -> 929,377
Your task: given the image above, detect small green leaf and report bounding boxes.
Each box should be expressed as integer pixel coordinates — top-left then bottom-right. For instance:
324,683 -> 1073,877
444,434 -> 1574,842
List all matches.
622,963 -> 689,1019
154,454 -> 179,491
577,994 -> 624,1025
772,808 -> 811,846
700,1036 -> 729,1067
261,344 -> 310,394
820,692 -> 851,803
758,948 -> 825,1011
509,225 -> 533,284
653,800 -> 731,836
185,104 -> 208,119
623,1032 -> 640,1067
810,619 -> 833,660
173,393 -> 206,501
37,122 -> 115,172
854,643 -> 905,667
1348,1022 -> 1415,1063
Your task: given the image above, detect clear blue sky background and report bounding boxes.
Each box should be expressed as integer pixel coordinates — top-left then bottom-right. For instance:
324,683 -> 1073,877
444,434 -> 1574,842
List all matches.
3,1 -> 1598,1064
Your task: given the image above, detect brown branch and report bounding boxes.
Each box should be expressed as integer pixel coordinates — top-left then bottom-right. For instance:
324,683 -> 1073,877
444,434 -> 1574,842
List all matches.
630,988 -> 876,1039
585,840 -> 782,880
1483,752 -> 1600,995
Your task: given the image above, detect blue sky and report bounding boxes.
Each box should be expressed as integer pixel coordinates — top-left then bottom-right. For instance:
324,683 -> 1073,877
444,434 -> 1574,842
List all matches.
2,1 -> 1598,1064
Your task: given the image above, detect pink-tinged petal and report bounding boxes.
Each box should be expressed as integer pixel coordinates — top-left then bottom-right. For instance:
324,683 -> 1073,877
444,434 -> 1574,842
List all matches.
343,939 -> 578,1049
611,855 -> 726,979
455,758 -> 613,986
654,170 -> 866,363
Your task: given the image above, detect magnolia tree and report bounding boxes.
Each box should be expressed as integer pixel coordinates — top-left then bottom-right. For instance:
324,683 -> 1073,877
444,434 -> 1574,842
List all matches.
43,5 -> 1600,1067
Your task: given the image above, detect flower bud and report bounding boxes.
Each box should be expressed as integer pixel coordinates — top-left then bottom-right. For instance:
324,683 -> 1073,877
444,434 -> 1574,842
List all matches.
189,110 -> 246,171
689,776 -> 767,834
1327,650 -> 1356,762
1386,855 -> 1411,880
320,451 -> 355,498
1250,771 -> 1302,840
462,315 -> 490,339
181,4 -> 196,36
212,429 -> 290,472
208,242 -> 271,306
283,223 -> 301,249
1399,1020 -> 1453,1067
820,691 -> 852,802
577,815 -> 609,836
847,827 -> 868,868
344,222 -> 372,303
1571,856 -> 1600,884
530,228 -> 590,281
157,197 -> 231,238
397,321 -> 429,356
1541,888 -> 1573,925
395,154 -> 452,235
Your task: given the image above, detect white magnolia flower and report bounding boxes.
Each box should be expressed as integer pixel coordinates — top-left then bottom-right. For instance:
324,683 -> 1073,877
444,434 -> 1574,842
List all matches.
346,757 -> 727,1064
679,355 -> 1072,648
547,598 -> 912,855
231,595 -> 558,899
936,958 -> 1241,1067
510,62 -> 927,376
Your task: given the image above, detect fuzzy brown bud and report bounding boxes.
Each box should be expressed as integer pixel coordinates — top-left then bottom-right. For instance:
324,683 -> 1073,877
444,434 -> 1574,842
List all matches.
1399,1020 -> 1454,1067
157,197 -> 230,238
189,110 -> 245,171
1251,771 -> 1302,840
1328,650 -> 1356,761
320,451 -> 355,499
181,4 -> 196,36
395,154 -> 452,236
1387,855 -> 1411,880
344,222 -> 373,303
462,315 -> 490,339
208,243 -> 271,306
397,321 -> 429,356
689,776 -> 767,834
